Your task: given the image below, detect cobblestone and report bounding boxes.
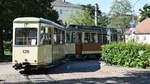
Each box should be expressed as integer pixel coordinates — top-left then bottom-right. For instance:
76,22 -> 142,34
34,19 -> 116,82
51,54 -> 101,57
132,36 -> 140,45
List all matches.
0,61 -> 149,84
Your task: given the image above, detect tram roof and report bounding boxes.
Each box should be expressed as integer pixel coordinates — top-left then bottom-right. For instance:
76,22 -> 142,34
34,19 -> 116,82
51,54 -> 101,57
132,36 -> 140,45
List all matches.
13,17 -> 65,30
66,25 -> 123,34
66,25 -> 106,33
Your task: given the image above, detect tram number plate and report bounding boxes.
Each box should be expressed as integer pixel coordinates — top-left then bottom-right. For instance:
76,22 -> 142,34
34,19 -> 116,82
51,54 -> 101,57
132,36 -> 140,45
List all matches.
23,50 -> 30,54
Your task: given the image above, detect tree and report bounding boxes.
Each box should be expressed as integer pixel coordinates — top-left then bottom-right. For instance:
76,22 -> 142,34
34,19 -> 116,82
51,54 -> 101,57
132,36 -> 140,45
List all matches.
139,4 -> 150,22
68,9 -> 95,26
108,0 -> 132,28
109,0 -> 132,16
67,4 -> 109,27
81,4 -> 101,17
108,15 -> 132,28
0,0 -> 58,58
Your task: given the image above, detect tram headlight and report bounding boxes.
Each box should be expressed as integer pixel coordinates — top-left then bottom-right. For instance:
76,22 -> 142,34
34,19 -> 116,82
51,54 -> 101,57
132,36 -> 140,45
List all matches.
34,60 -> 37,63
25,59 -> 28,62
14,60 -> 18,63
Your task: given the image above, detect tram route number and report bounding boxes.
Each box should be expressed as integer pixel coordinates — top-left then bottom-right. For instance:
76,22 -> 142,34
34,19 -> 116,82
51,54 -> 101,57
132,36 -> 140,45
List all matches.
23,50 -> 30,54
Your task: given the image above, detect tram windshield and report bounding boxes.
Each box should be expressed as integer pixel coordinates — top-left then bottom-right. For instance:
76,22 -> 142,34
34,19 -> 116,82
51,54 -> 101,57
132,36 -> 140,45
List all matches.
15,28 -> 37,45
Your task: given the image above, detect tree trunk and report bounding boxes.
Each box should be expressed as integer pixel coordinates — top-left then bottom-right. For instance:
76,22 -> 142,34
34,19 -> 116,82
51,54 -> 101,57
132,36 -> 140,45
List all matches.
0,29 -> 4,58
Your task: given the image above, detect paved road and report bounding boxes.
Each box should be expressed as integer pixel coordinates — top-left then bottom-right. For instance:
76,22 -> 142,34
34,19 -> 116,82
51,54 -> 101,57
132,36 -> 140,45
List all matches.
0,60 -> 150,84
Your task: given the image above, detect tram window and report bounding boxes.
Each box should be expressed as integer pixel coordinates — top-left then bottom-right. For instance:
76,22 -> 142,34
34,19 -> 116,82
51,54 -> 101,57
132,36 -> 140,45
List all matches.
98,34 -> 102,43
40,27 -> 51,45
91,33 -> 95,43
71,32 -> 76,43
54,29 -> 59,44
54,28 -> 65,44
62,31 -> 65,44
15,28 -> 37,45
53,30 -> 66,44
84,33 -> 90,43
66,32 -> 70,43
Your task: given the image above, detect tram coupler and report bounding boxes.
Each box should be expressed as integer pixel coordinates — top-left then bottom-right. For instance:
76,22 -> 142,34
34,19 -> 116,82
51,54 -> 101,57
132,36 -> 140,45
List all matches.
13,62 -> 31,70
13,63 -> 23,70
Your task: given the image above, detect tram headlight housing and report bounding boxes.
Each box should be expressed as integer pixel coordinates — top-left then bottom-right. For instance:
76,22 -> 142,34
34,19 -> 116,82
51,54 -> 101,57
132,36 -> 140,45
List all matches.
34,60 -> 37,63
14,60 -> 18,63
25,59 -> 28,62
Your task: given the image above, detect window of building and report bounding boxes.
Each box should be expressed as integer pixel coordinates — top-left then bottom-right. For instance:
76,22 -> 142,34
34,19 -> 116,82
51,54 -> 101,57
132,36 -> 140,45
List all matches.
60,9 -> 63,14
136,36 -> 139,40
143,36 -> 146,41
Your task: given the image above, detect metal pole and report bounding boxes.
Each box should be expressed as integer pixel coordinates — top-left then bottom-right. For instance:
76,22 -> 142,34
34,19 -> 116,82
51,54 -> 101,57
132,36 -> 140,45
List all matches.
95,3 -> 98,26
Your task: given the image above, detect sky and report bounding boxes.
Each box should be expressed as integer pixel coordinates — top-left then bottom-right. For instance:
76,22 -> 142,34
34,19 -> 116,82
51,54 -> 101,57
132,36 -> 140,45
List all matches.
66,0 -> 150,15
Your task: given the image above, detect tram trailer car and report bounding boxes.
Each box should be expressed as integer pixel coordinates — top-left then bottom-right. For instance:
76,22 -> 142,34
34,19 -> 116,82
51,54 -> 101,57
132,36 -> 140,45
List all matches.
12,17 -> 66,70
65,25 -> 107,59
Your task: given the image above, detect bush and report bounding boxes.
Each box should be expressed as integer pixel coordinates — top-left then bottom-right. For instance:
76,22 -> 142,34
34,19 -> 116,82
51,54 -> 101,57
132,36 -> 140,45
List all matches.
102,42 -> 150,68
4,41 -> 12,52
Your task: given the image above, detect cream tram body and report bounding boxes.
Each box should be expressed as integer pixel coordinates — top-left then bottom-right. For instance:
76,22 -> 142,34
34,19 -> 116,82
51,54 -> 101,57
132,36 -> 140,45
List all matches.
13,17 -> 66,69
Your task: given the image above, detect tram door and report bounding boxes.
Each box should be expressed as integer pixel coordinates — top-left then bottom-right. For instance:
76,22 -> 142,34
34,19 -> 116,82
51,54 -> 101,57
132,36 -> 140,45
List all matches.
75,32 -> 82,56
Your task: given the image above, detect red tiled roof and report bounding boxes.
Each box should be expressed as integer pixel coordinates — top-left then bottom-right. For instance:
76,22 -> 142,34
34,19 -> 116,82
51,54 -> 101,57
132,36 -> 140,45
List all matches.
135,18 -> 150,33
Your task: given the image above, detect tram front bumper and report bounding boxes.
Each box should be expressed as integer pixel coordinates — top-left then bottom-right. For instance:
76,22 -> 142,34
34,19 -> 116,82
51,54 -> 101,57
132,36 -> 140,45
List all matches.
13,62 -> 30,70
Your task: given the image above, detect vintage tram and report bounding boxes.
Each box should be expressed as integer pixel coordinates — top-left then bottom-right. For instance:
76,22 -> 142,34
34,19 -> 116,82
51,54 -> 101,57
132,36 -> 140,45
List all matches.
12,17 -> 123,71
65,25 -> 107,59
12,17 -> 66,70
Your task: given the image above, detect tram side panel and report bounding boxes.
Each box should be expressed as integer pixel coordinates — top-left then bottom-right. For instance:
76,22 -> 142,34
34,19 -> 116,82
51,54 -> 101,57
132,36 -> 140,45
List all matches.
81,43 -> 101,55
65,43 -> 76,56
38,45 -> 52,65
52,44 -> 66,63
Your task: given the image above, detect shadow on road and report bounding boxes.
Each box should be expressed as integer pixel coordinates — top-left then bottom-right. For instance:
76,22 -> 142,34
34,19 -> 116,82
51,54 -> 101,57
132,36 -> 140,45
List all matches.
18,60 -> 150,84
46,71 -> 150,84
16,71 -> 150,84
21,60 -> 101,75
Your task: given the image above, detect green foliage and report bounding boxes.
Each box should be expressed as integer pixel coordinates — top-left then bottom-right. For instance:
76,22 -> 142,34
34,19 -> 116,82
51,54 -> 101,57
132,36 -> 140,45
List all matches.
67,4 -> 109,27
109,0 -> 132,15
0,0 -> 58,29
139,4 -> 150,22
98,14 -> 109,27
0,0 -> 58,57
102,42 -> 150,68
67,9 -> 94,26
81,4 -> 101,17
108,15 -> 132,28
4,41 -> 12,52
108,0 -> 132,28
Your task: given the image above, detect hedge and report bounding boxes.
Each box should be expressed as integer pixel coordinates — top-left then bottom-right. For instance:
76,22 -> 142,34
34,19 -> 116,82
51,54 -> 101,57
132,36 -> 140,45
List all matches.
102,42 -> 150,68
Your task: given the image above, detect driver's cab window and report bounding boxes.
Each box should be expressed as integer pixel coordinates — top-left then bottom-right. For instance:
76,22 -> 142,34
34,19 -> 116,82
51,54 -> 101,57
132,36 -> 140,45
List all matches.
15,28 -> 37,46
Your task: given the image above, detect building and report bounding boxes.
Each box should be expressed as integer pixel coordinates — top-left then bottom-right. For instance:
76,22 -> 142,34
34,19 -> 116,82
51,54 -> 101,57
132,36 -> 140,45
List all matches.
53,0 -> 82,23
125,16 -> 138,42
134,18 -> 150,44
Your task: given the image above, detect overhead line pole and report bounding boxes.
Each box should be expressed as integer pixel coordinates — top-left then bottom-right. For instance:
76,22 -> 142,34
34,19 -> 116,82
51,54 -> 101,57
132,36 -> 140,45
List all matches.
95,3 -> 98,26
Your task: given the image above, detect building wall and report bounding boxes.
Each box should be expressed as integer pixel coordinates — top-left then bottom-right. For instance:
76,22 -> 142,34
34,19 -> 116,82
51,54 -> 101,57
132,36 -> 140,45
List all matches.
135,34 -> 150,44
54,6 -> 81,22
53,0 -> 82,23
